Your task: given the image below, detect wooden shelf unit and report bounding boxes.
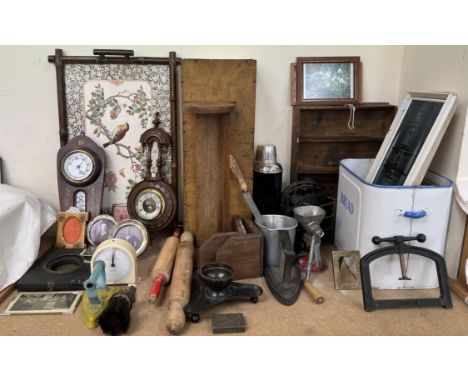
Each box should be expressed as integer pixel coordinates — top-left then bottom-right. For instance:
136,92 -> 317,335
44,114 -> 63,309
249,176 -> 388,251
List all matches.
290,103 -> 397,194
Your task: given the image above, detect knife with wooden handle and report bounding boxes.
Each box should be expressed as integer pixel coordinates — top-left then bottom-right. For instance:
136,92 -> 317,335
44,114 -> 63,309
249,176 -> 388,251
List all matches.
229,154 -> 264,225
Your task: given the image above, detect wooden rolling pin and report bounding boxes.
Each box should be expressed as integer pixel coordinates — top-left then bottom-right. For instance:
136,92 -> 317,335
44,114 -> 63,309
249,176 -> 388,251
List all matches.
148,229 -> 180,303
304,280 -> 324,304
166,231 -> 194,335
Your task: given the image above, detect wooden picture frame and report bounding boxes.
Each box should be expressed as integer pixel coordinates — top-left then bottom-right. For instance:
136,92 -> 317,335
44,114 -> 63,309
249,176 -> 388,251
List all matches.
56,211 -> 89,249
295,56 -> 361,106
365,92 -> 457,186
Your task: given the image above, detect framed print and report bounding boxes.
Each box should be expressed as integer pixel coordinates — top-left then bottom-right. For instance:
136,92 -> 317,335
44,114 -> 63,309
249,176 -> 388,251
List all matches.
112,203 -> 129,222
48,49 -> 180,209
2,291 -> 83,315
296,56 -> 361,105
365,92 -> 458,186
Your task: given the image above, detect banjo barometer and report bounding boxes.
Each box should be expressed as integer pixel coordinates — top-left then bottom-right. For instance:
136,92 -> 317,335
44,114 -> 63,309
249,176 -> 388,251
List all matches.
127,114 -> 177,236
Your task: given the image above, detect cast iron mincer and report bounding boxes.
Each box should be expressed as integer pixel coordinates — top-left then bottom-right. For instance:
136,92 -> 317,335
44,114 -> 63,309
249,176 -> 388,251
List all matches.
184,263 -> 263,323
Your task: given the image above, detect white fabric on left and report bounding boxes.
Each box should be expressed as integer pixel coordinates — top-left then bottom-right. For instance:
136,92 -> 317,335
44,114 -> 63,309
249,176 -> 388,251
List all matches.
0,185 -> 56,291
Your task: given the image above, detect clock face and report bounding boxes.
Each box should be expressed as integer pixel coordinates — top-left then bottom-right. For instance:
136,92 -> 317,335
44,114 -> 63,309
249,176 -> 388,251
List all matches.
62,150 -> 95,183
93,247 -> 132,283
134,189 -> 165,221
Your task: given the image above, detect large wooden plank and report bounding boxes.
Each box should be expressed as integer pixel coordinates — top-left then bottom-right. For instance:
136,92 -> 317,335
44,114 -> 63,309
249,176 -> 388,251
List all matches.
182,59 -> 256,246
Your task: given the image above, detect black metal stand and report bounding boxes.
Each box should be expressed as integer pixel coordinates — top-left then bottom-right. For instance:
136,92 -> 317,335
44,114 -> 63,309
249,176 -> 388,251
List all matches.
184,270 -> 263,323
360,234 -> 452,312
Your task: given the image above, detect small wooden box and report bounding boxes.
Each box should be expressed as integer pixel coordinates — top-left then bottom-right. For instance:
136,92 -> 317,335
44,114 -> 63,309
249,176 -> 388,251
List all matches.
195,217 -> 263,280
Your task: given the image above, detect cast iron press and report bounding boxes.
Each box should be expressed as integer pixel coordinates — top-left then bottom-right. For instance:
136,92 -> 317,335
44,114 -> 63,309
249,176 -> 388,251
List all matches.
360,234 -> 452,311
184,263 -> 263,323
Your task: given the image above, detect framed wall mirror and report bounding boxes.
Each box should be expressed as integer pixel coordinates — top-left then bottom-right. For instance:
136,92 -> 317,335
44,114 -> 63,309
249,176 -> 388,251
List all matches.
365,91 -> 457,186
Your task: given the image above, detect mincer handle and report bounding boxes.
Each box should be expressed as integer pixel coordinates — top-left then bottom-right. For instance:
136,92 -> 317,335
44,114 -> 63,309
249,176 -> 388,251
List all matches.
304,281 -> 324,304
166,232 -> 194,335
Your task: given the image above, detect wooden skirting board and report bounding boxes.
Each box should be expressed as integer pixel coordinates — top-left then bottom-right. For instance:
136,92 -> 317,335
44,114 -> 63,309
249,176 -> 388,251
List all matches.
182,59 -> 256,247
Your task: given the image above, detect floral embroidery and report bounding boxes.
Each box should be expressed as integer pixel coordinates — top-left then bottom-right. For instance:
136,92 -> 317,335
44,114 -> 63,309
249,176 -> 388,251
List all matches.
64,64 -> 172,191
104,171 -> 118,192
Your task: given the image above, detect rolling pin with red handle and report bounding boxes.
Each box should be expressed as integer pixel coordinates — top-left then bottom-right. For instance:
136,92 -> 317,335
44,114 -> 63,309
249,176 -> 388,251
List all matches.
166,231 -> 194,335
149,229 -> 180,303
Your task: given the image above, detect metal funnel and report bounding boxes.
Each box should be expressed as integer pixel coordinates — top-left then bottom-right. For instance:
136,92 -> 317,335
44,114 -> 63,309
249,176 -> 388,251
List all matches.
293,206 -> 326,231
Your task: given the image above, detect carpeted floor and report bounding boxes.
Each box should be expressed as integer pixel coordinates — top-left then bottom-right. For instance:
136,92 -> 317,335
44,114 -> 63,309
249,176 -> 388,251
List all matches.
1,241 -> 467,336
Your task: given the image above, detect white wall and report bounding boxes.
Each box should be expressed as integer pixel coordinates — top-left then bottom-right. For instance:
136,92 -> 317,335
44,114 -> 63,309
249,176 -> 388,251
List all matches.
398,46 -> 468,277
0,45 -> 404,210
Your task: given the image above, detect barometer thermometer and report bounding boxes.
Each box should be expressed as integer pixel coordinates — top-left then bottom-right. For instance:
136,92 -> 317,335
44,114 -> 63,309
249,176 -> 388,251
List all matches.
57,133 -> 106,219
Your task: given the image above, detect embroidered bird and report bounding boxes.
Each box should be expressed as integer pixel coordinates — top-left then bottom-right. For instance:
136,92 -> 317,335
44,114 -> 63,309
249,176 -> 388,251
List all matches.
103,122 -> 130,148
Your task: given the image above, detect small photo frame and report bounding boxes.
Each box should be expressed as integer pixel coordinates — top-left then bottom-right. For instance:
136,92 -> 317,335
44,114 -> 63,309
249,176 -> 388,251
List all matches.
2,291 -> 83,315
87,214 -> 117,245
332,251 -> 361,290
109,219 -> 148,257
112,203 -> 129,222
296,56 -> 361,105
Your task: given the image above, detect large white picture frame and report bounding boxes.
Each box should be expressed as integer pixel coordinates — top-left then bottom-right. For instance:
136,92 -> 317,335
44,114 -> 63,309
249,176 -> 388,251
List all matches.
365,91 -> 457,186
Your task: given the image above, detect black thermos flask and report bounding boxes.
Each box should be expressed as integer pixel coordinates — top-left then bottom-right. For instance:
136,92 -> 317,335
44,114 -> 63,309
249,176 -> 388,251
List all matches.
253,144 -> 283,215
